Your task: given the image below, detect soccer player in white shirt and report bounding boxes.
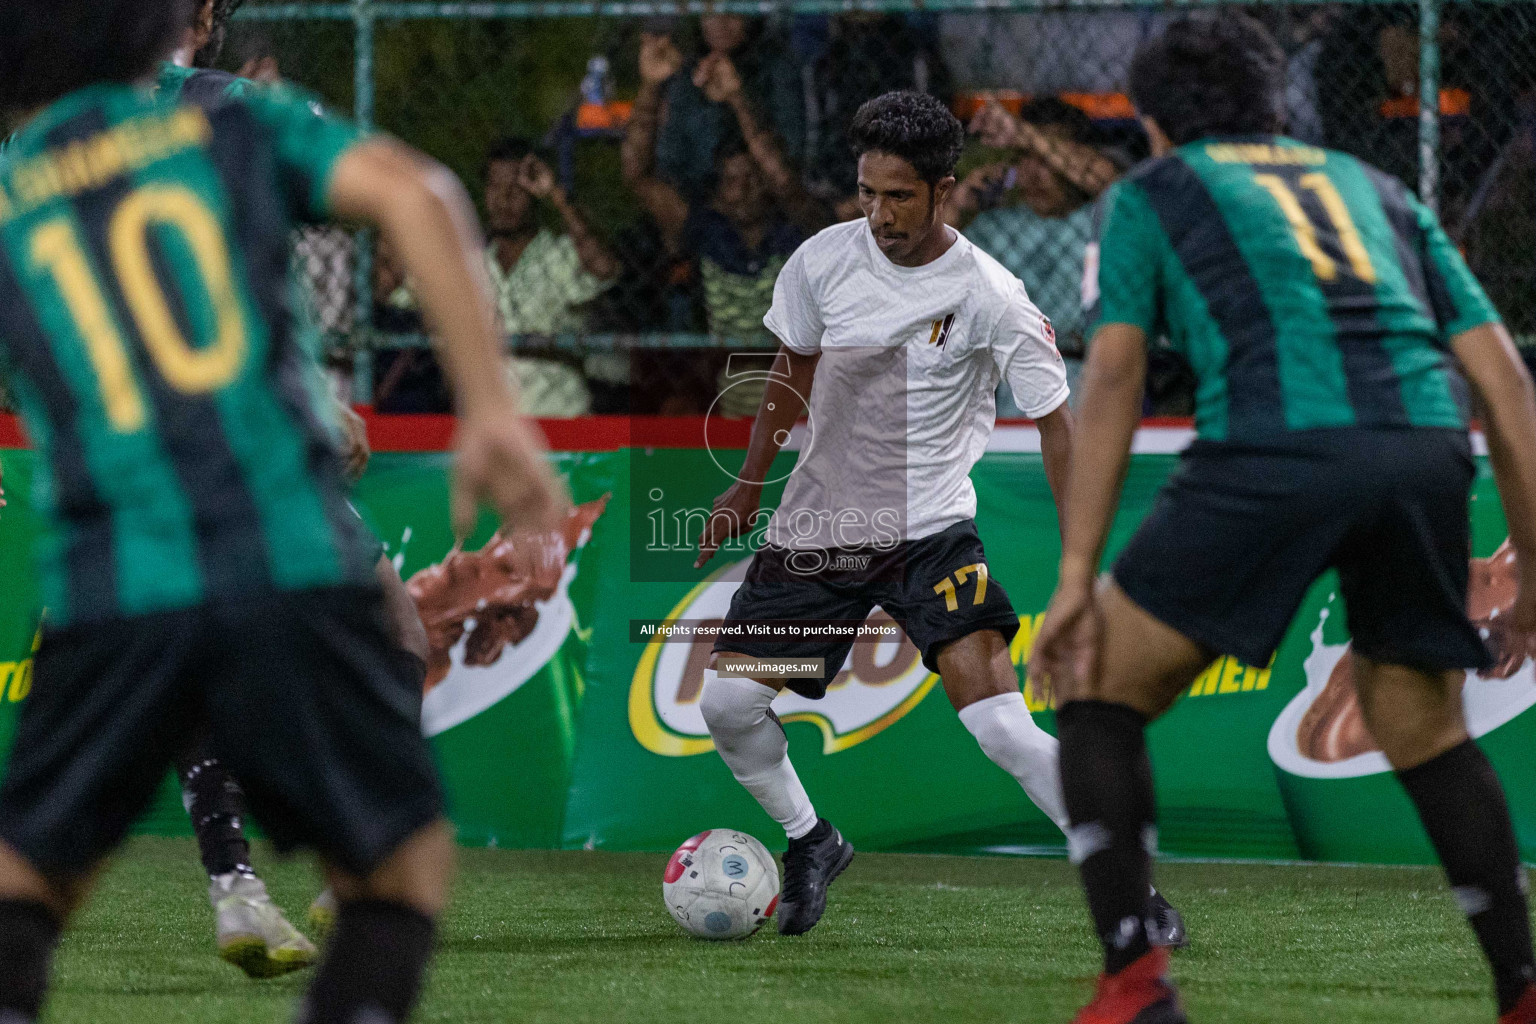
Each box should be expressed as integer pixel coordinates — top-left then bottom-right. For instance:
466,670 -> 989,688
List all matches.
694,91 -> 1185,942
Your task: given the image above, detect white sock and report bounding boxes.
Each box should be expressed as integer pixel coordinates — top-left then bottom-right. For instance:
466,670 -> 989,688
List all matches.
958,691 -> 1070,832
701,676 -> 819,840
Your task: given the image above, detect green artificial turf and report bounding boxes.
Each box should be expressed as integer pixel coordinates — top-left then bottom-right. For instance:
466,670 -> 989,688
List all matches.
42,837 -> 1500,1023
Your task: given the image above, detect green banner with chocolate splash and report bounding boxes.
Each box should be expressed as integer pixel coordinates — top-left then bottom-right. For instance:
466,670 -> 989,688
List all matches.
0,446 -> 1525,864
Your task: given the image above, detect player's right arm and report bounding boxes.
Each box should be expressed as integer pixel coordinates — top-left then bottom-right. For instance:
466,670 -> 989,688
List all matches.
1409,189 -> 1536,631
1452,323 -> 1536,630
326,138 -> 569,537
695,241 -> 824,568
694,345 -> 819,568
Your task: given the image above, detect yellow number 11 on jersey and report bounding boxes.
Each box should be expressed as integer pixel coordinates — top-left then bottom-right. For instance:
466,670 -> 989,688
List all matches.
29,186 -> 249,433
1253,172 -> 1377,285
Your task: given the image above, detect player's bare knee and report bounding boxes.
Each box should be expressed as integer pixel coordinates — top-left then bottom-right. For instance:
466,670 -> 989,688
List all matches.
330,819 -> 456,918
1351,657 -> 1468,768
0,842 -> 87,921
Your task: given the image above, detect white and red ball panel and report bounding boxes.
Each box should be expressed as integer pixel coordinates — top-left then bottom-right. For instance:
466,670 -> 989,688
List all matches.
662,829 -> 780,940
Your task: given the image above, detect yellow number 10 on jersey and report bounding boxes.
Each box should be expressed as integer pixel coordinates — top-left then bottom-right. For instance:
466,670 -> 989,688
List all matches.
29,186 -> 248,433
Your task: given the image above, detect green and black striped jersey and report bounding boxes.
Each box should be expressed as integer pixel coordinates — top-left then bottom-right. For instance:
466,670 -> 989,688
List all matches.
1091,136 -> 1498,442
155,63 -> 255,107
0,82 -> 378,626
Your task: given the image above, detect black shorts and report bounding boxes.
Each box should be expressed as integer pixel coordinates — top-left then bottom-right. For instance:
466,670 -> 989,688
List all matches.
713,519 -> 1021,699
1114,428 -> 1491,672
0,587 -> 443,877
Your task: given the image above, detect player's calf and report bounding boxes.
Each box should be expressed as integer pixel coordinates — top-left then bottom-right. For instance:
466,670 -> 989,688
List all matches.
302,820 -> 455,1024
0,898 -> 60,1023
1355,658 -> 1536,1017
700,675 -> 819,841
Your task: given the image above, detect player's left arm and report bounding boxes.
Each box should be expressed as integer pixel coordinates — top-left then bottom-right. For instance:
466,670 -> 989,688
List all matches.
992,288 -> 1073,526
1031,180 -> 1160,693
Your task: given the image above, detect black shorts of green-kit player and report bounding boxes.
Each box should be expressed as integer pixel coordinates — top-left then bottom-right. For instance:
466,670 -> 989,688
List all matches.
1114,427 -> 1491,672
712,519 -> 1020,698
0,586 -> 442,878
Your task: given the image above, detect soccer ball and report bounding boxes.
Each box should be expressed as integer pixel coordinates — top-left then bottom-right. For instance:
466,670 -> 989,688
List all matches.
662,829 -> 779,940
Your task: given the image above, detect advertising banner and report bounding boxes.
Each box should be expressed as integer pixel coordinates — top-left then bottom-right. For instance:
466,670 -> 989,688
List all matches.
0,427 -> 1526,864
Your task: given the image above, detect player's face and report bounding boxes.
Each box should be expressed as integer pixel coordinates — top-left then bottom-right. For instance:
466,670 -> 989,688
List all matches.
484,159 -> 533,235
857,152 -> 952,263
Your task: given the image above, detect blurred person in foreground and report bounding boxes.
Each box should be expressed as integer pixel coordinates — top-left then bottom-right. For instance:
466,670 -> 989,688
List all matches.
0,4 -> 567,1024
482,136 -> 620,417
948,98 -> 1123,357
651,14 -> 806,203
626,34 -> 830,414
1032,15 -> 1536,1024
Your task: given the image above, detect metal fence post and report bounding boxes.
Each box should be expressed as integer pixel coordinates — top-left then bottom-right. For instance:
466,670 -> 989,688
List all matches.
1418,0 -> 1441,212
352,0 -> 377,404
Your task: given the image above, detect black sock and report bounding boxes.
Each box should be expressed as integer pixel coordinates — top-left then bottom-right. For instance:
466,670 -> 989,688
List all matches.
793,818 -> 832,846
1057,700 -> 1156,975
175,753 -> 254,878
1398,740 -> 1535,1014
299,900 -> 436,1024
0,899 -> 60,1021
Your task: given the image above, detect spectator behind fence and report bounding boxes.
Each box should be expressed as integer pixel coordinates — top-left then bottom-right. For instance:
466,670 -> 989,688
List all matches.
1463,101 -> 1536,376
482,137 -> 621,417
626,35 -> 829,351
801,14 -> 954,217
652,15 -> 806,203
947,99 -> 1121,356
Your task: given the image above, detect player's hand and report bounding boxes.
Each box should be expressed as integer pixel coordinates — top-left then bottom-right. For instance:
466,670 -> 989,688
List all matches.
451,413 -> 570,540
695,482 -> 761,569
1030,580 -> 1104,700
338,401 -> 371,484
517,156 -> 557,199
969,101 -> 1025,150
695,54 -> 743,104
639,33 -> 683,85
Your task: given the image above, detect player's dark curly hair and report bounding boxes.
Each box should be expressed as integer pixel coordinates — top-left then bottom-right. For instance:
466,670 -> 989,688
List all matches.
848,91 -> 965,185
1128,14 -> 1286,147
194,0 -> 249,68
0,0 -> 193,112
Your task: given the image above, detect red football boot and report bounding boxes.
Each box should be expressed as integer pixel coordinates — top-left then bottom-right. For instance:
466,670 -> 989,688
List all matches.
1500,984 -> 1536,1024
1071,948 -> 1187,1024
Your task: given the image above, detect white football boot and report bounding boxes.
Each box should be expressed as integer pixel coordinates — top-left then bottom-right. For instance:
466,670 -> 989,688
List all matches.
211,872 -> 319,978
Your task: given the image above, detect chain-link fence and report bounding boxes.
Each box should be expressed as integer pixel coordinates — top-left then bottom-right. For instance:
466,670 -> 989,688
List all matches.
231,0 -> 1536,416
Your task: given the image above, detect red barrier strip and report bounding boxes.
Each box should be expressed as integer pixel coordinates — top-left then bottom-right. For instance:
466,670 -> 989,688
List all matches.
0,412 -> 1201,453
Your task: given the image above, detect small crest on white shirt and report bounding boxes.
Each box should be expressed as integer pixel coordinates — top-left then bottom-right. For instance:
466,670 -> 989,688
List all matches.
927,312 -> 957,349
1041,314 -> 1056,348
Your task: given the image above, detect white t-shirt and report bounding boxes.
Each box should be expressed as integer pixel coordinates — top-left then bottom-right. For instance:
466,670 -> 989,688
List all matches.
762,219 -> 1068,550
